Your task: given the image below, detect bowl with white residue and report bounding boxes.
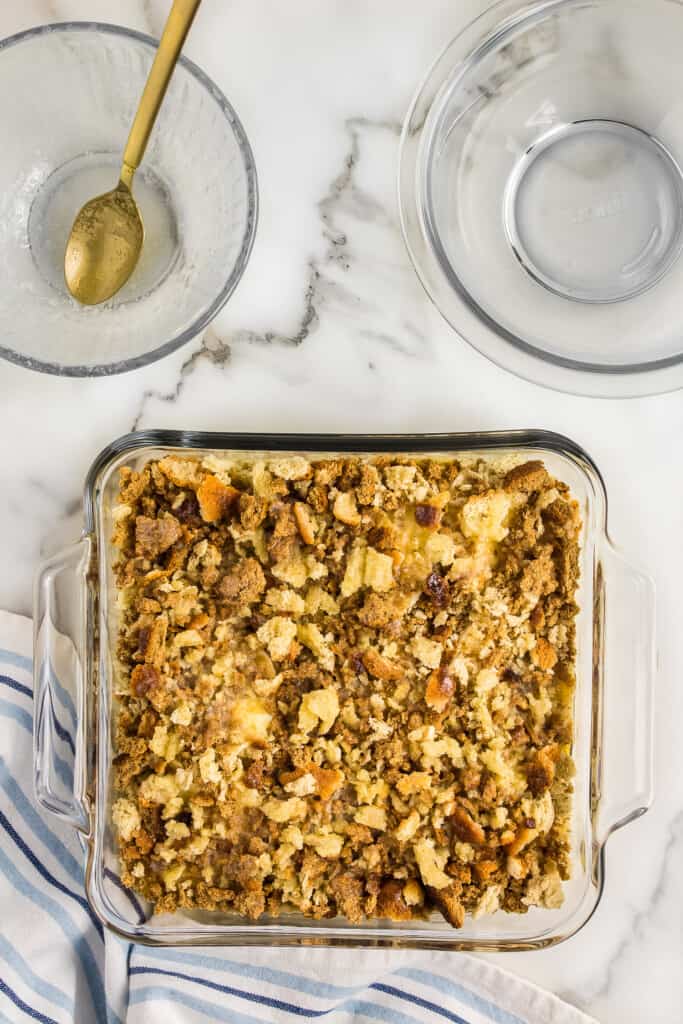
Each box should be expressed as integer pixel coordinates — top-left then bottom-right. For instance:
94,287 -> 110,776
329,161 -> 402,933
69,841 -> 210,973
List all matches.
0,22 -> 257,376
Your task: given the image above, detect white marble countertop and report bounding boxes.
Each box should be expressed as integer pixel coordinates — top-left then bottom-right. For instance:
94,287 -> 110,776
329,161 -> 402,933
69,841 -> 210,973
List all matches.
1,1 -> 681,1020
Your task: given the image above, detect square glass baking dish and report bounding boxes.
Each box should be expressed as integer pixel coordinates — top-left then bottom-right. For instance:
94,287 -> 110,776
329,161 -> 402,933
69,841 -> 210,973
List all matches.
33,429 -> 655,950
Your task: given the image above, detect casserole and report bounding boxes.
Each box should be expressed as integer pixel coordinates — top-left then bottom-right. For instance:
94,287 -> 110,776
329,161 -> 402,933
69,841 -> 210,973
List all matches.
33,430 -> 655,949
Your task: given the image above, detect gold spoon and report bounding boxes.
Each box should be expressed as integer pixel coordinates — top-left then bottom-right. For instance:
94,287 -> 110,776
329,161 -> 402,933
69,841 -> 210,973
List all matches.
65,0 -> 202,305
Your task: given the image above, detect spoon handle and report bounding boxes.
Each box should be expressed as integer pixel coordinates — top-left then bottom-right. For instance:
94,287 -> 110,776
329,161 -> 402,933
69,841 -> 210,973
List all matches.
120,0 -> 202,187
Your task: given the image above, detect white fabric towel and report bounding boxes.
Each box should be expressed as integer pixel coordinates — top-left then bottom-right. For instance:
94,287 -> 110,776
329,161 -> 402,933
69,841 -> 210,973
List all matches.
0,609 -> 597,1024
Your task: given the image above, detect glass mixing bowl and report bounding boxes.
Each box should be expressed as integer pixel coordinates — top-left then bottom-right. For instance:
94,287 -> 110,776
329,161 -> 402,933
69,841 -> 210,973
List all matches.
399,0 -> 683,397
0,23 -> 257,376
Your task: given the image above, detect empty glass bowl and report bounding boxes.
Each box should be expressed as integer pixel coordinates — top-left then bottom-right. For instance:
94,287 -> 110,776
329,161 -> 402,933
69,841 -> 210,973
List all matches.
399,0 -> 683,397
0,23 -> 257,376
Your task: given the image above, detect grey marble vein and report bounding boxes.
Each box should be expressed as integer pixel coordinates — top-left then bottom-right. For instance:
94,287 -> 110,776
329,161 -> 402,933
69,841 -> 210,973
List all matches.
231,270 -> 320,349
358,327 -> 429,360
130,327 -> 231,431
321,116 -> 401,234
132,115 -> 408,430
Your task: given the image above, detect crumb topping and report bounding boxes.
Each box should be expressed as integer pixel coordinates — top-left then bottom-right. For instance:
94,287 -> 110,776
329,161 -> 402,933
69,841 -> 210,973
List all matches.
111,453 -> 580,926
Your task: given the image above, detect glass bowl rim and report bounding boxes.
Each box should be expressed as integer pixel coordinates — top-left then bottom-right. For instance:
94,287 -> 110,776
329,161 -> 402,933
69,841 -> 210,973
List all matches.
0,20 -> 258,378
397,0 -> 683,399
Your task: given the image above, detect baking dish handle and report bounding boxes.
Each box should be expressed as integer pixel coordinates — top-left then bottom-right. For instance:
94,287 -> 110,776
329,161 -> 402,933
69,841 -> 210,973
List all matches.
33,538 -> 93,835
595,542 -> 655,845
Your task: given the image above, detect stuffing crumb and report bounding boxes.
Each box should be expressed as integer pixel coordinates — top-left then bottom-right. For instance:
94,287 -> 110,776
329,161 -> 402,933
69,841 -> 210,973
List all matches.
112,799 -> 140,842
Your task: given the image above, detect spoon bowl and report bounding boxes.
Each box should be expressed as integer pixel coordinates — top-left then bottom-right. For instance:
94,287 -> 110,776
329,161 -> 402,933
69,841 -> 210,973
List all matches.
64,182 -> 144,305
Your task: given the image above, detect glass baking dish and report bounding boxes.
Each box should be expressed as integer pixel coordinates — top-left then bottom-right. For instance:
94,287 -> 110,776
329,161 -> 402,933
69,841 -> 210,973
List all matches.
33,429 -> 655,950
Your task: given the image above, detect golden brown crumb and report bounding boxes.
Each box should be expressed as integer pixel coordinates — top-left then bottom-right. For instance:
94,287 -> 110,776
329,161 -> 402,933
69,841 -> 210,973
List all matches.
197,474 -> 240,523
526,746 -> 558,795
451,806 -> 486,846
427,884 -> 465,928
135,514 -> 181,557
219,558 -> 266,606
240,493 -> 267,530
474,860 -> 499,883
111,453 -> 581,928
357,464 -> 380,506
533,637 -> 558,671
503,460 -> 551,494
377,880 -> 413,922
425,666 -> 456,712
293,502 -> 316,545
361,647 -> 402,681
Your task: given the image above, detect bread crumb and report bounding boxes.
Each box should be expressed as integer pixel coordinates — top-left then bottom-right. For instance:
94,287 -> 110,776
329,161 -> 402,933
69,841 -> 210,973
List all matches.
170,702 -> 193,726
270,457 -> 312,481
112,799 -> 140,841
262,798 -> 307,822
364,547 -> 395,593
354,806 -> 387,831
298,622 -> 335,671
257,617 -> 297,661
298,688 -> 340,735
414,840 -> 451,889
198,749 -> 222,785
412,636 -> 442,669
333,491 -> 361,527
266,588 -> 306,616
304,832 -> 344,858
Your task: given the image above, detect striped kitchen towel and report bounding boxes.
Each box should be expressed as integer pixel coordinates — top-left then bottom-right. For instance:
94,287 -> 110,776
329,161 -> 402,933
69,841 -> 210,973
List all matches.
0,609 -> 597,1024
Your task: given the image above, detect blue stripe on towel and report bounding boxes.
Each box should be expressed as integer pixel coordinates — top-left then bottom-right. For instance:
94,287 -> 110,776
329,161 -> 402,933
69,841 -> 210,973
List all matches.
0,976 -> 60,1024
371,983 -> 471,1024
134,957 -> 474,1024
0,698 -> 33,734
0,846 -> 107,1024
48,702 -> 76,756
0,808 -> 103,940
1,667 -> 76,756
143,947 -> 366,1000
0,673 -> 32,699
0,934 -> 74,1016
131,983 -> 432,1024
131,966 -> 324,1018
130,966 -> 430,1024
103,868 -> 147,924
0,698 -> 74,791
398,970 -> 526,1024
0,648 -> 32,672
130,985 -> 268,1024
0,761 -> 84,888
47,662 -> 78,731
